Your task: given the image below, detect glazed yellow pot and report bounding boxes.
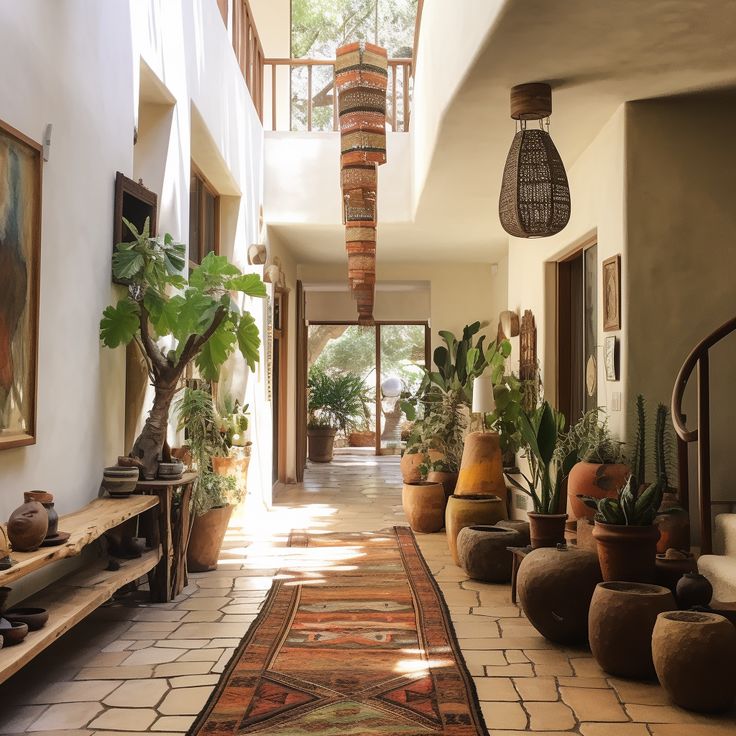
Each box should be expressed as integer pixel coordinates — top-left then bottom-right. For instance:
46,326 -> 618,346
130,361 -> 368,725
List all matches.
455,432 -> 506,497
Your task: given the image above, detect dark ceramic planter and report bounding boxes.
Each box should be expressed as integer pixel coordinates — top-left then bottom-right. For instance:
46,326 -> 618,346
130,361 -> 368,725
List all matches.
592,521 -> 660,582
528,512 -> 567,549
676,573 -> 713,609
307,427 -> 337,463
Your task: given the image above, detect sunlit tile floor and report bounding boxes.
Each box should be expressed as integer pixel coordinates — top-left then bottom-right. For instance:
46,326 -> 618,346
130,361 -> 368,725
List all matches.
1,455 -> 735,735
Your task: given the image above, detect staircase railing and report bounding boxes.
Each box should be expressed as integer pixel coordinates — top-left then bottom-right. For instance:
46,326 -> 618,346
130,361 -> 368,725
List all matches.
671,315 -> 736,554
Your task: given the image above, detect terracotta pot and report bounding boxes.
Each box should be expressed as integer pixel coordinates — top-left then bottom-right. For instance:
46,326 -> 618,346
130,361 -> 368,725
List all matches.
517,546 -> 601,644
427,470 -> 458,498
400,451 -> 425,483
655,554 -> 698,592
307,427 -> 337,463
652,611 -> 736,712
528,512 -> 568,549
655,492 -> 690,554
456,525 -> 522,582
589,582 -> 675,679
186,504 -> 234,572
496,519 -> 530,547
402,481 -> 446,534
25,491 -> 58,538
171,446 -> 193,469
576,519 -> 597,552
567,462 -> 629,522
455,431 -> 506,497
676,573 -> 713,609
445,494 -> 506,564
348,431 -> 376,447
592,521 -> 660,583
7,500 -> 48,552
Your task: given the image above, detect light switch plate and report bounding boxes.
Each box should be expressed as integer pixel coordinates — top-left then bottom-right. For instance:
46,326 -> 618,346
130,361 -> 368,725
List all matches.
611,392 -> 622,412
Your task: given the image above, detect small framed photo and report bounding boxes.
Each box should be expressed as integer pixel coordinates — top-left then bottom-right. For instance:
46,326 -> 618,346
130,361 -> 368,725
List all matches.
602,254 -> 621,331
605,336 -> 618,381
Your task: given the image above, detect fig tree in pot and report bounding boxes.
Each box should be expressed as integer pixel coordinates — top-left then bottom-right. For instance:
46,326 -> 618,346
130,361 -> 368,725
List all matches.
505,401 -> 578,548
99,219 -> 265,479
307,367 -> 369,463
176,387 -> 244,572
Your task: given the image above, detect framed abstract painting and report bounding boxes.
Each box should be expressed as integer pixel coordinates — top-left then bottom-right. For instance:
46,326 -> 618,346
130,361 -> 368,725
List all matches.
0,120 -> 42,449
602,254 -> 621,331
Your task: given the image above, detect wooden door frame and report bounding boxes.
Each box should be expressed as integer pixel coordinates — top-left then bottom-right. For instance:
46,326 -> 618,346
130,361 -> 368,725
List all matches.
273,287 -> 289,483
295,281 -> 307,482
306,320 -> 431,456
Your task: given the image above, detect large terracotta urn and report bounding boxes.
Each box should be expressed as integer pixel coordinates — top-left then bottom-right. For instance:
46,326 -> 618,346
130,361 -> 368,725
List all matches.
400,451 -> 425,483
455,431 -> 506,498
7,500 -> 48,552
456,525 -> 522,582
445,494 -> 506,564
652,611 -> 736,712
517,546 -> 601,644
592,521 -> 660,583
567,462 -> 629,521
402,481 -> 446,534
589,582 -> 676,679
187,504 -> 234,572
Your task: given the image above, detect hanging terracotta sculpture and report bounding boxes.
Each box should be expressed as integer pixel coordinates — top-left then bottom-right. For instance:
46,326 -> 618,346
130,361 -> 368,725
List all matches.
335,41 -> 388,324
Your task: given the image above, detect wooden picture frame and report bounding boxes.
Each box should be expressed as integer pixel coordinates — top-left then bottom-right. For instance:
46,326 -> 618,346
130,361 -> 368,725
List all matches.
0,120 -> 42,449
113,172 -> 157,284
602,254 -> 621,331
605,335 -> 619,381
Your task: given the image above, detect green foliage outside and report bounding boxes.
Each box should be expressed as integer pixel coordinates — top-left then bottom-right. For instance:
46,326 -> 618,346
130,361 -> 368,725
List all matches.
308,366 -> 372,433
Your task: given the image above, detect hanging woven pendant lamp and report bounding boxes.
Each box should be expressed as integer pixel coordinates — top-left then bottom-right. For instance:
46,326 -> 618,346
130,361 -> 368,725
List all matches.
499,83 -> 570,238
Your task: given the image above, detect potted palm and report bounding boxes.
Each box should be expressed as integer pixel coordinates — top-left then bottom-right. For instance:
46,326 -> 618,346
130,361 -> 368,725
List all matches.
505,401 -> 578,548
176,387 -> 244,572
584,475 -> 666,582
307,368 -> 369,463
562,409 -> 628,523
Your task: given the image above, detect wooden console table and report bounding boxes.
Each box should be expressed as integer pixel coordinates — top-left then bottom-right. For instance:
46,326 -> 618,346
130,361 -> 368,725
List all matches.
0,495 -> 160,685
133,472 -> 197,603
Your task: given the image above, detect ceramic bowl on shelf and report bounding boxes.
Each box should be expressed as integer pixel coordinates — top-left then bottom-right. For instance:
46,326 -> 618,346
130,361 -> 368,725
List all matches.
101,466 -> 140,497
157,461 -> 184,480
2,621 -> 29,646
5,607 -> 48,631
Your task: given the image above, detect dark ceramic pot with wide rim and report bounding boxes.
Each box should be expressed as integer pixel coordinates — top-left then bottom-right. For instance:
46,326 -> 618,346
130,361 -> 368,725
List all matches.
675,572 -> 713,609
589,582 -> 676,679
527,512 -> 567,549
307,427 -> 337,463
592,521 -> 660,582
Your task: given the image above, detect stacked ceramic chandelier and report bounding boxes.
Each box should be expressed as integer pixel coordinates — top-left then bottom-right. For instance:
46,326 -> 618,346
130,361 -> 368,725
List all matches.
335,41 -> 388,324
499,83 -> 571,238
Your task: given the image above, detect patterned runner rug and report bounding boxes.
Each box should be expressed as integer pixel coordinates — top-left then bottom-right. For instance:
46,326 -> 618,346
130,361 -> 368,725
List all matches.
189,526 -> 487,735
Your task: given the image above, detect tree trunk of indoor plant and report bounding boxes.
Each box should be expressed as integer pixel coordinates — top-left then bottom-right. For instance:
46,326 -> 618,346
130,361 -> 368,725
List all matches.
186,504 -> 234,572
131,380 -> 178,479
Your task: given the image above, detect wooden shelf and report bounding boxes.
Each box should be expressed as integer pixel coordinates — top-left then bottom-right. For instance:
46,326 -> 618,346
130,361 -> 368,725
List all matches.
134,472 -> 198,490
0,548 -> 161,685
1,496 -> 159,586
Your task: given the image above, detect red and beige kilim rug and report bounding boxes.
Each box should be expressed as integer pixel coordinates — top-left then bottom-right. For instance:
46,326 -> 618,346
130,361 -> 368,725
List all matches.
189,526 -> 488,735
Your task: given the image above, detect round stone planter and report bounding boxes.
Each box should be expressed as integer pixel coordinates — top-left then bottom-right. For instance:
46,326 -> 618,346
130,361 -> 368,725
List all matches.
496,519 -> 531,547
455,431 -> 506,497
445,494 -> 506,565
652,610 -> 736,712
528,512 -> 568,549
456,525 -> 522,582
589,582 -> 676,679
517,546 -> 601,644
592,521 -> 660,582
402,481 -> 446,534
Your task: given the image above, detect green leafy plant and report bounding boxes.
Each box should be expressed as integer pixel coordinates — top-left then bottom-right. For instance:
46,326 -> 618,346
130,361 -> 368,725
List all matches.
175,387 -> 242,515
654,402 -> 677,490
556,408 -> 626,465
582,475 -> 666,526
486,372 -> 523,456
99,219 -> 265,477
218,398 -> 251,449
307,367 -> 370,433
505,401 -> 578,514
631,394 -> 647,489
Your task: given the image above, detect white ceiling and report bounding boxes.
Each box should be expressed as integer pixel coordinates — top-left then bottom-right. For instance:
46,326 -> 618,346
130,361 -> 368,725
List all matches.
273,0 -> 736,265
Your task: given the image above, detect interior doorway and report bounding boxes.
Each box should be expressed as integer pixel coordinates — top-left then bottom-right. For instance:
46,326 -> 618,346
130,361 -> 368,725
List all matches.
557,240 -> 598,426
304,321 -> 430,457
272,288 -> 288,483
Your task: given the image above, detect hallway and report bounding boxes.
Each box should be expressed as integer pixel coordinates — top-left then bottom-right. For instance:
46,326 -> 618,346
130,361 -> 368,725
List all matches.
2,457 -> 736,735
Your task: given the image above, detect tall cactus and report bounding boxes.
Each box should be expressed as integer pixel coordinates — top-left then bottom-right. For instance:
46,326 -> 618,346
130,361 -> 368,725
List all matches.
631,394 -> 646,489
654,403 -> 669,489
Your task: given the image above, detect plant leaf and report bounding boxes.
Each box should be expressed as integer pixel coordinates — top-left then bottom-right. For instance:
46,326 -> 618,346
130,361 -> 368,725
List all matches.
236,311 -> 261,371
100,299 -> 139,348
189,252 -> 239,290
225,273 -> 267,297
112,248 -> 145,280
195,321 -> 237,381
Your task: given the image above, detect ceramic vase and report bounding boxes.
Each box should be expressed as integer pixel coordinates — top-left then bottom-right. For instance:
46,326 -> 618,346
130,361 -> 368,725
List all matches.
445,494 -> 506,564
24,492 -> 57,538
7,500 -> 48,552
652,611 -> 736,712
588,582 -> 676,678
455,431 -> 506,498
456,525 -> 522,582
402,481 -> 446,534
400,452 -> 425,483
517,546 -> 601,644
675,572 -> 713,609
567,462 -> 629,522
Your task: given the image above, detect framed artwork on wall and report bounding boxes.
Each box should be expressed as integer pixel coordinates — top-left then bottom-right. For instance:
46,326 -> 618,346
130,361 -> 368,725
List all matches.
602,254 -> 621,331
605,335 -> 619,381
0,120 -> 42,449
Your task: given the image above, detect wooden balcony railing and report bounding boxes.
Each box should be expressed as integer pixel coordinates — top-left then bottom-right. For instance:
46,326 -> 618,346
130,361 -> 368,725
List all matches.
231,0 -> 264,121
263,58 -> 413,133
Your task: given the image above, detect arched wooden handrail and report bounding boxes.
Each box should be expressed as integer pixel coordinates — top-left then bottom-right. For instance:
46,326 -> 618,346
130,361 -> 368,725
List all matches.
671,314 -> 736,554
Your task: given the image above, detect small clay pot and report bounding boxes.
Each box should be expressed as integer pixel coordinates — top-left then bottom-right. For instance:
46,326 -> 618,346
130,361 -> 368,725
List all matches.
676,573 -> 713,609
157,461 -> 184,480
7,500 -> 48,552
652,610 -> 736,712
517,546 -> 602,644
592,521 -> 660,582
456,525 -> 522,582
5,607 -> 48,631
426,470 -> 458,498
589,582 -> 676,679
496,519 -> 531,547
1,620 -> 29,646
101,466 -> 140,497
445,494 -> 506,564
655,553 -> 698,592
402,481 -> 446,534
528,512 -> 567,549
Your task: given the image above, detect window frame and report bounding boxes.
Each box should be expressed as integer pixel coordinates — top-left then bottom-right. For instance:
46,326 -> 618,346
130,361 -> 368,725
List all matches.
189,163 -> 221,268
